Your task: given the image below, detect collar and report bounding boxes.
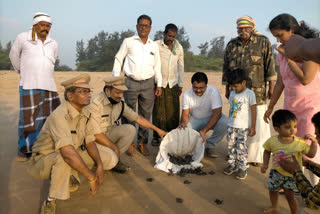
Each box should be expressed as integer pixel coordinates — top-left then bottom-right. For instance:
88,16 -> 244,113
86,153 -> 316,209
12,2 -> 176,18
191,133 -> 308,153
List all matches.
102,92 -> 112,106
160,39 -> 178,54
133,35 -> 152,44
66,101 -> 90,119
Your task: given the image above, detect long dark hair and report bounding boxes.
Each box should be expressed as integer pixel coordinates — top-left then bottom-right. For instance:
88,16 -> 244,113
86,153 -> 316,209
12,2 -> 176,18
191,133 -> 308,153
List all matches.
269,13 -> 319,39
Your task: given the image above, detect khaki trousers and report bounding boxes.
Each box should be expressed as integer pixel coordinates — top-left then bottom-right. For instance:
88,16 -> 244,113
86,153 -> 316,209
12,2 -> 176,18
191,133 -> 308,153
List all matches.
106,124 -> 136,154
27,144 -> 118,200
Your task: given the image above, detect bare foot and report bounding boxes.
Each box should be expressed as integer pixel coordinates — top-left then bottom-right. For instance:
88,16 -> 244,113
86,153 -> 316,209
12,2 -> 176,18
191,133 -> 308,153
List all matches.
264,207 -> 279,213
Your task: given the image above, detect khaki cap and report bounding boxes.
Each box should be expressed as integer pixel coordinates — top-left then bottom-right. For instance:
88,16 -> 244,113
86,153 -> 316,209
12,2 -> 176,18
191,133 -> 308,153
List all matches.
61,74 -> 91,89
103,76 -> 128,91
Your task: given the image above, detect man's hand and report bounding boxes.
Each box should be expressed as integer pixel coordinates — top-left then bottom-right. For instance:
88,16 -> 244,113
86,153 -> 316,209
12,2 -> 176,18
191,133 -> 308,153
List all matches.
89,177 -> 99,198
95,164 -> 104,186
278,155 -> 301,174
155,87 -> 162,97
199,130 -> 206,144
177,87 -> 183,96
260,164 -> 268,173
178,122 -> 188,129
157,129 -> 167,140
248,127 -> 256,137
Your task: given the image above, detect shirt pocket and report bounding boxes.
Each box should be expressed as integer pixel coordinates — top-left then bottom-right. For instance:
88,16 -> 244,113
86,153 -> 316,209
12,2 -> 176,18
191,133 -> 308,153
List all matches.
100,114 -> 110,132
250,54 -> 262,65
145,46 -> 156,66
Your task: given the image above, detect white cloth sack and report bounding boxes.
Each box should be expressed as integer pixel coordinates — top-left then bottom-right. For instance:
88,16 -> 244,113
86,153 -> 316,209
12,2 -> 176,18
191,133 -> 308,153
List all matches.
154,128 -> 204,173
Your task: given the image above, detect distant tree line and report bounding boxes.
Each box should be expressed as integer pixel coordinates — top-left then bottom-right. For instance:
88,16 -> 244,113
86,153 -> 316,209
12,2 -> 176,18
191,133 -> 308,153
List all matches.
75,27 -> 227,72
0,27 -> 229,72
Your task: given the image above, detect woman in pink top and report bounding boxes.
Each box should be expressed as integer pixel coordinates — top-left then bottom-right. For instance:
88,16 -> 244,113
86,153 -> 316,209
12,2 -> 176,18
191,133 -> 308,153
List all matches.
264,13 -> 320,186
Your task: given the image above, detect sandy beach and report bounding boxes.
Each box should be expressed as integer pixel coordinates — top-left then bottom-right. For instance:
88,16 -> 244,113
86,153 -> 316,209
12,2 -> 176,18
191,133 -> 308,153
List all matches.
1,70 -> 303,214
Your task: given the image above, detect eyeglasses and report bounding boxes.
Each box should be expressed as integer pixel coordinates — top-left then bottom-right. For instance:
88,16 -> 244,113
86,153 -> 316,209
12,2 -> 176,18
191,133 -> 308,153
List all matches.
137,24 -> 151,29
76,89 -> 92,95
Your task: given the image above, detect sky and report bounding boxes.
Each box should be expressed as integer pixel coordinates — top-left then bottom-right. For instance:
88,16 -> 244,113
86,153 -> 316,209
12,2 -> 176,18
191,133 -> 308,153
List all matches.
1,0 -> 320,69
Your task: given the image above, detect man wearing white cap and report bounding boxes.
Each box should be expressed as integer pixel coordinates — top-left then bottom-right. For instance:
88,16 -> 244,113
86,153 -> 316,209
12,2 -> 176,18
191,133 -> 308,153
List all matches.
28,74 -> 119,214
9,12 -> 60,161
87,76 -> 167,170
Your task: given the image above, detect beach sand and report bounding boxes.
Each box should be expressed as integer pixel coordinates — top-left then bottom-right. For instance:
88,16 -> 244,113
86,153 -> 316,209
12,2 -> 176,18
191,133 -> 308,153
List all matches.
1,70 -> 302,214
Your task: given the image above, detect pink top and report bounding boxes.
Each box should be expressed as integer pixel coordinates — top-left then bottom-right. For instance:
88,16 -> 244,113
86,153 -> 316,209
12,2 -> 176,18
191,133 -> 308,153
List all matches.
278,54 -> 320,163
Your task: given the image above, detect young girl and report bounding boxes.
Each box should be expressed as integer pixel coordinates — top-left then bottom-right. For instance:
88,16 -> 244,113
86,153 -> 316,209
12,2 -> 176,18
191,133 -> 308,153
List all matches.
261,110 -> 317,214
264,13 -> 320,186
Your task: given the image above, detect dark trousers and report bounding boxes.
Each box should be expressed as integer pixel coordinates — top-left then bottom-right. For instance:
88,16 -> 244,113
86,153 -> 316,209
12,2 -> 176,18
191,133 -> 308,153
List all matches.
124,76 -> 155,144
152,85 -> 180,139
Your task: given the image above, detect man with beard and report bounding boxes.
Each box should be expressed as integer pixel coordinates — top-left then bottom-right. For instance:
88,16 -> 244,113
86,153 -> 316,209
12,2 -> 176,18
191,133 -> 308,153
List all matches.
86,76 -> 167,173
27,74 -> 119,214
9,12 -> 61,161
152,23 -> 184,146
112,14 -> 162,156
222,16 -> 276,165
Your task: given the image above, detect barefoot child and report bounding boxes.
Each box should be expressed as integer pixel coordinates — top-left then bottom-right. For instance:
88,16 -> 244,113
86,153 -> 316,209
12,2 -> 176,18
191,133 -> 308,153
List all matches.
261,110 -> 317,214
223,68 -> 257,180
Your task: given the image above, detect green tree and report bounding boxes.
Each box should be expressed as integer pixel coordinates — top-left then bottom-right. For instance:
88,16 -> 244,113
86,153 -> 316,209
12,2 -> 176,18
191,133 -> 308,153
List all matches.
176,27 -> 190,51
54,58 -> 72,71
0,41 -> 12,70
208,36 -> 225,58
76,40 -> 86,62
75,29 -> 135,71
153,30 -> 163,41
198,42 -> 209,57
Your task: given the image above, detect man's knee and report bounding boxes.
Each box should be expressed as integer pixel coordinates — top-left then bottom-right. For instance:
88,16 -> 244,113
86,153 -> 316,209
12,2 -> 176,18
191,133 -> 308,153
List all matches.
97,145 -> 119,170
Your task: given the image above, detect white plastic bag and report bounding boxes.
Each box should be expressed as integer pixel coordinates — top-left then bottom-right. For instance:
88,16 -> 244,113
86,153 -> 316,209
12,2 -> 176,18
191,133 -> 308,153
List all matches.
154,128 -> 204,173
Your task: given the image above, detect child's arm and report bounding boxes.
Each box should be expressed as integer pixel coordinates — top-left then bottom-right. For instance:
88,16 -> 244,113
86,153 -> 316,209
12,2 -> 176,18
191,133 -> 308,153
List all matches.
261,150 -> 271,173
248,104 -> 257,136
304,134 -> 318,158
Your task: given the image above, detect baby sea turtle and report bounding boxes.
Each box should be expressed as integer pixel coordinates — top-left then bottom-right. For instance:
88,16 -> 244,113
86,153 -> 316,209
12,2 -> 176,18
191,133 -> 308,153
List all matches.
176,197 -> 184,203
146,178 -> 154,182
215,199 -> 223,205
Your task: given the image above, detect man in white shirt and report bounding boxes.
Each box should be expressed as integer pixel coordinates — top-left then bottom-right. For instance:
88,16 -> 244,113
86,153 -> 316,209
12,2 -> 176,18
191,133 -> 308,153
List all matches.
152,23 -> 184,146
179,72 -> 228,158
9,12 -> 60,161
112,14 -> 162,156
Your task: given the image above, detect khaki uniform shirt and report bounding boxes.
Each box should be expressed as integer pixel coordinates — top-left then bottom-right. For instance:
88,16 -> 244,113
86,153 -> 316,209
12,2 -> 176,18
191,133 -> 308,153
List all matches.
222,34 -> 276,104
86,92 -> 138,134
156,39 -> 184,88
32,101 -> 98,156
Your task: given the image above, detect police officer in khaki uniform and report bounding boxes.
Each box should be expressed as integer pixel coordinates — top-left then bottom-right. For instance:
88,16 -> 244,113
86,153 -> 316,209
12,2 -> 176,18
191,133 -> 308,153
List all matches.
27,74 -> 118,214
87,76 -> 167,163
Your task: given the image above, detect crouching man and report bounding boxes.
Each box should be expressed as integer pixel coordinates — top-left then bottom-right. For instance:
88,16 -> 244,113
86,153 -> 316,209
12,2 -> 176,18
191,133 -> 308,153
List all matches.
27,74 -> 119,214
86,76 -> 167,162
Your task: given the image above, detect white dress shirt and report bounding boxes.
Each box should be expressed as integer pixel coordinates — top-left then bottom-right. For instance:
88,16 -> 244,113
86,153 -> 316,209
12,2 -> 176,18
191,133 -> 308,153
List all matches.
157,39 -> 184,88
9,30 -> 58,91
112,36 -> 162,87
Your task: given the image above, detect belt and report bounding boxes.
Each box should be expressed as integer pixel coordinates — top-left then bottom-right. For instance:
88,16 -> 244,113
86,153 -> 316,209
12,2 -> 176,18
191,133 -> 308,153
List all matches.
125,75 -> 154,82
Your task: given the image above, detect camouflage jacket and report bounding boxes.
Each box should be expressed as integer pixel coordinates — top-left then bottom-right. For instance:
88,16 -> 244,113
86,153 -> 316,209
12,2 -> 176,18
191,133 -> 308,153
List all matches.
222,34 -> 276,104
